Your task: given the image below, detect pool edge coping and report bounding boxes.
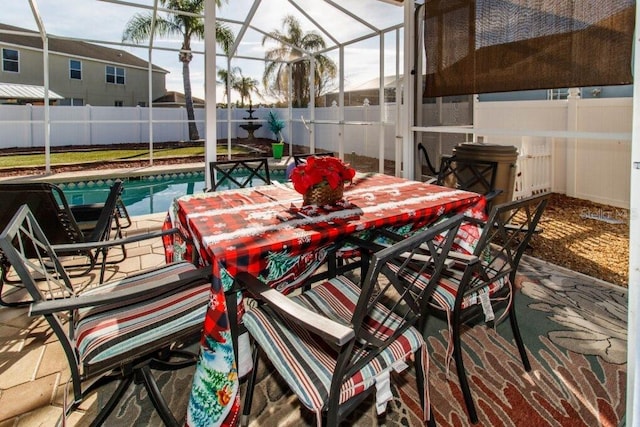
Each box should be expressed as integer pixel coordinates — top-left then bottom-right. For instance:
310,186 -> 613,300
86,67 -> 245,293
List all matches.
0,158 -> 290,184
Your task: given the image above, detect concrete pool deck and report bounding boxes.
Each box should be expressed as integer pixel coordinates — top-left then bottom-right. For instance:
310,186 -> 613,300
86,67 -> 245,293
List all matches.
0,156 -> 292,184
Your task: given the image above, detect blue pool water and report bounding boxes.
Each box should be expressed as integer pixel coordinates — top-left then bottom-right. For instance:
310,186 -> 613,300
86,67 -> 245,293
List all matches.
59,169 -> 286,216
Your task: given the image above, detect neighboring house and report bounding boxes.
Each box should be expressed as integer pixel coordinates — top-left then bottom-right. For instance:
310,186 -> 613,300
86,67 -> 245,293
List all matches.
0,82 -> 63,105
0,23 -> 167,107
152,91 -> 205,108
324,75 -> 633,107
324,76 -> 403,107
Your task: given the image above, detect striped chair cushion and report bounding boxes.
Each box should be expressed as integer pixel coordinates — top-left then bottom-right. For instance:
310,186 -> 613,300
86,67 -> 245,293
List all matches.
387,260 -> 506,312
243,275 -> 425,415
75,264 -> 210,367
78,262 -> 204,319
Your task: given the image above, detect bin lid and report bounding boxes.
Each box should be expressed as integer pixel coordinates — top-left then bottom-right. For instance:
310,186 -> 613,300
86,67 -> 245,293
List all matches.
454,142 -> 518,153
454,143 -> 518,160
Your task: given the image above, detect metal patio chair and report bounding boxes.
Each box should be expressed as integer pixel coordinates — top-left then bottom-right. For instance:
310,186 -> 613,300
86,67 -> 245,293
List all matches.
1,180 -> 139,306
0,204 -> 211,426
238,215 -> 464,426
207,157 -> 271,191
418,143 -> 501,211
70,195 -> 132,230
435,156 -> 501,211
392,193 -> 550,423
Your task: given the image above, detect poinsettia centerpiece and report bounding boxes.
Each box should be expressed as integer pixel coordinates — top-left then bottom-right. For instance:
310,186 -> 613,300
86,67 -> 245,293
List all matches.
290,156 -> 356,205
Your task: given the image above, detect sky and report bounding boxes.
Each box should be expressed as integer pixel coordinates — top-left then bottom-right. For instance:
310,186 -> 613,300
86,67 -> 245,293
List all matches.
2,0 -> 405,104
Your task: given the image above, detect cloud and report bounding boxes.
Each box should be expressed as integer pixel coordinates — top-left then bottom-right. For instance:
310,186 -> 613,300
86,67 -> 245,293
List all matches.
3,0 -> 403,101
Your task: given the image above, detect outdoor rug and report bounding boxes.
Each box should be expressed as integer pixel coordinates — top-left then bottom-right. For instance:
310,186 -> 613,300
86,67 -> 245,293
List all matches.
79,255 -> 627,426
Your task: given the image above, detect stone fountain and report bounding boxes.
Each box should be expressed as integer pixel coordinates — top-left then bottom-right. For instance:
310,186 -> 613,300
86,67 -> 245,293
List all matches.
239,101 -> 262,139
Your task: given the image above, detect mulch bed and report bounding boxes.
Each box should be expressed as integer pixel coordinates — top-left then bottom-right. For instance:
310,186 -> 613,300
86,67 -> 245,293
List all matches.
0,141 -> 628,287
528,193 -> 628,287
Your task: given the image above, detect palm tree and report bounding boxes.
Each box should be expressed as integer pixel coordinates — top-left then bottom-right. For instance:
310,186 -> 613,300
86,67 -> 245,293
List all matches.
233,72 -> 260,107
123,0 -> 234,140
217,66 -> 240,104
217,67 -> 260,107
262,15 -> 337,107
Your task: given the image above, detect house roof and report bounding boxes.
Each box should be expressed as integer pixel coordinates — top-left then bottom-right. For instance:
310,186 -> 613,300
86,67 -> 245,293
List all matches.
346,75 -> 404,92
153,91 -> 205,106
0,23 -> 167,73
0,82 -> 63,100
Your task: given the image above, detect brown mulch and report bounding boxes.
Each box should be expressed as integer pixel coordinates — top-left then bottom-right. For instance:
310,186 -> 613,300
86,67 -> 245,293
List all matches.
0,141 -> 629,287
528,193 -> 629,287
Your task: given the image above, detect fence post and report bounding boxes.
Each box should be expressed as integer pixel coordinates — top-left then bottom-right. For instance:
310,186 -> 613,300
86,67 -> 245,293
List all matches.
566,87 -> 580,197
28,104 -> 34,148
86,104 -> 94,146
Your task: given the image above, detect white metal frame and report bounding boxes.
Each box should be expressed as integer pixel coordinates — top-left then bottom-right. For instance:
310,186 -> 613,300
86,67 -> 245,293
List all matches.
6,3 -> 638,424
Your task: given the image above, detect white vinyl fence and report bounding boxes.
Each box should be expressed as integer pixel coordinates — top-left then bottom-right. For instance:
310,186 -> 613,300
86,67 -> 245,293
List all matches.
0,97 -> 633,208
473,96 -> 632,208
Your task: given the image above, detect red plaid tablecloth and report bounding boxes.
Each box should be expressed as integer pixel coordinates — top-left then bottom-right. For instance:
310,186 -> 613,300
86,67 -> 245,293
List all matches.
162,173 -> 483,427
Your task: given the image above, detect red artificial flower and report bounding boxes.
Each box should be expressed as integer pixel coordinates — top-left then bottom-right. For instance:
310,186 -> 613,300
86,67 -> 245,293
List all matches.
290,156 -> 356,194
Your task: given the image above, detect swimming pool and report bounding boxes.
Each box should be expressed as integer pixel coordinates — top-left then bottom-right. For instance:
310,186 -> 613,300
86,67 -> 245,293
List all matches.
59,168 -> 286,216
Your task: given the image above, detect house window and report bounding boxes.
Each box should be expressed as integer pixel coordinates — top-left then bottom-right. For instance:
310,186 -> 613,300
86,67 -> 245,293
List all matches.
69,59 -> 82,80
2,48 -> 19,73
547,88 -> 571,100
106,66 -> 125,84
59,98 -> 84,106
114,100 -> 123,107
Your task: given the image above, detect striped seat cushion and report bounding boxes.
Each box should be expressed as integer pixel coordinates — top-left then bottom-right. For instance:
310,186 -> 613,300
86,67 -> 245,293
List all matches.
243,275 -> 425,416
387,260 -> 506,312
75,263 -> 210,368
78,262 -> 205,319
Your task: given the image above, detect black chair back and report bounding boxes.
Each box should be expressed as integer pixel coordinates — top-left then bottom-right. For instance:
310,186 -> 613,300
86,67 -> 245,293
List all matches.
239,214 -> 464,425
208,158 -> 271,191
437,156 -> 499,196
0,181 -> 125,304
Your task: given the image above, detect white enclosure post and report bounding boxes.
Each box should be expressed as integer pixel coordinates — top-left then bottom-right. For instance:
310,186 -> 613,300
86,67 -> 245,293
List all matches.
226,57 -> 232,159
395,27 -> 403,177
29,0 -> 50,173
379,32 -> 385,174
309,56 -> 316,153
401,0 -> 415,179
147,0 -> 158,165
204,0 -> 218,189
339,46 -> 345,159
626,5 -> 640,426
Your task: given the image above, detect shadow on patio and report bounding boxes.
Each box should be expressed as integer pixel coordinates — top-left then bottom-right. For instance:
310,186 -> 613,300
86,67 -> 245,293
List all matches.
0,212 -> 627,426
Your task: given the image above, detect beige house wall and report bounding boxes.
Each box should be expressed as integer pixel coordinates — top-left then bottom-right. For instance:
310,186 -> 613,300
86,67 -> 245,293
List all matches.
0,43 -> 166,106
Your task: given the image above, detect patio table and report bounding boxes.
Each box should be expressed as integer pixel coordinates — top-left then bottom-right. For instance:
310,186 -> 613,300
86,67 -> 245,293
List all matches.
162,172 -> 484,427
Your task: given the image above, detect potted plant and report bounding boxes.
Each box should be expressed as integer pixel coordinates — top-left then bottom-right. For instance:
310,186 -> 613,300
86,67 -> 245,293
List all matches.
266,110 -> 286,159
290,156 -> 356,205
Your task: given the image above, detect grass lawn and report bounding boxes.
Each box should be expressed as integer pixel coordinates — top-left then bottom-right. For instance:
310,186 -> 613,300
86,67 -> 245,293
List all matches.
0,145 -> 250,168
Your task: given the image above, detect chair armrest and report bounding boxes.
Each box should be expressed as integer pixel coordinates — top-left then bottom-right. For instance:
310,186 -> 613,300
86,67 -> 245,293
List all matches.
30,263 -> 210,316
484,189 -> 503,203
424,177 -> 438,184
52,228 -> 181,252
236,271 -> 355,347
503,223 -> 543,234
445,251 -> 479,265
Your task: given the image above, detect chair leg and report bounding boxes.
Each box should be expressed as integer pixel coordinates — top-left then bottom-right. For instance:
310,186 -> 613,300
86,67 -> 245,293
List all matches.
508,303 -> 531,371
428,406 -> 437,427
150,348 -> 199,370
414,352 -> 425,411
0,275 -> 30,307
137,364 -> 181,427
414,348 -> 436,426
452,317 -> 478,424
88,375 -> 134,427
241,344 -> 260,427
